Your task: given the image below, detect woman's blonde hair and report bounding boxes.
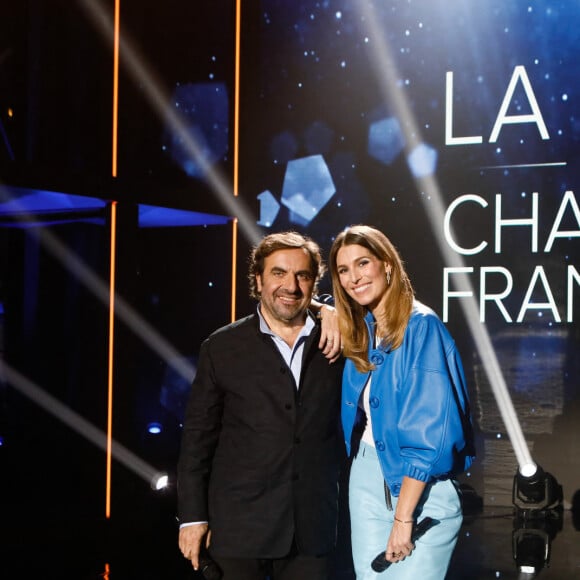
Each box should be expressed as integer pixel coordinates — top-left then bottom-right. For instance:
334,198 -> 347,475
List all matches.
329,225 -> 414,372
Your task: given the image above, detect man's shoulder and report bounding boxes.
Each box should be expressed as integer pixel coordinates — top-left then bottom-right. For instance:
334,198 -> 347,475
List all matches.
207,313 -> 257,343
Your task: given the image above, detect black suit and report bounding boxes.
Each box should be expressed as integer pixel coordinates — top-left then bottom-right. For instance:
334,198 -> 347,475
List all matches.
177,313 -> 344,558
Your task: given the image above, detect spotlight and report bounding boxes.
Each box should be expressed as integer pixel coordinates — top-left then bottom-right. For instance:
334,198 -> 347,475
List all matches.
512,462 -> 563,576
147,421 -> 163,435
512,462 -> 563,516
151,472 -> 169,491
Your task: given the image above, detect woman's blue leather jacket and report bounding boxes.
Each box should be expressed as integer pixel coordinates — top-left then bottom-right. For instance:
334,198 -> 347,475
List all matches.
342,301 -> 475,496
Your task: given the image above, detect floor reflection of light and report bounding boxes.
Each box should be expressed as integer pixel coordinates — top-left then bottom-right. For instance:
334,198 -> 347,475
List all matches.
102,563 -> 111,580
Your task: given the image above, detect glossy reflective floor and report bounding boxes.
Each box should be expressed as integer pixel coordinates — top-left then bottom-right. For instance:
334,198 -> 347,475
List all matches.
2,398 -> 579,579
447,508 -> 580,580
2,489 -> 579,579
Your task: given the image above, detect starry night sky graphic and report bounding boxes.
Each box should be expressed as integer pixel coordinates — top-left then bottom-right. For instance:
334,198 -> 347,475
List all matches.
240,1 -> 580,322
234,0 -> 580,502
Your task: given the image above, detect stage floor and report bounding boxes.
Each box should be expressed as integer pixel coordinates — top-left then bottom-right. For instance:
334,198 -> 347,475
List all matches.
2,497 -> 579,579
1,407 -> 578,579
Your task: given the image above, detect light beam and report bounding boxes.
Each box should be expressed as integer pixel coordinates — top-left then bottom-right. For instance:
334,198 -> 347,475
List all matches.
78,0 -> 262,247
0,360 -> 165,489
357,0 -> 534,469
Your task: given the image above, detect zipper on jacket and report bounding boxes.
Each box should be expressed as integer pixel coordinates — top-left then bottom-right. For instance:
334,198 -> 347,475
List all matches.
383,481 -> 393,511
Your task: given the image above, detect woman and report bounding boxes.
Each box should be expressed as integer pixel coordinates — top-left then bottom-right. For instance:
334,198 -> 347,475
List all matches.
329,225 -> 475,579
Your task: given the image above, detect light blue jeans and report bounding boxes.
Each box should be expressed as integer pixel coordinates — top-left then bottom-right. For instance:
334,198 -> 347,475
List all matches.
349,441 -> 463,580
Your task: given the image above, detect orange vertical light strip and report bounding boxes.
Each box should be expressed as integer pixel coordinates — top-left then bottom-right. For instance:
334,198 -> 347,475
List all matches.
231,0 -> 242,321
106,0 -> 121,519
111,0 -> 120,179
231,219 -> 238,323
233,0 -> 242,198
106,201 -> 117,519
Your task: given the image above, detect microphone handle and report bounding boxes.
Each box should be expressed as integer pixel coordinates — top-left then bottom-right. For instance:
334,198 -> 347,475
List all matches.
370,516 -> 437,573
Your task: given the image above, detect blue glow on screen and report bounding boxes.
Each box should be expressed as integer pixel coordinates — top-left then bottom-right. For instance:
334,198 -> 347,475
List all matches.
0,187 -> 230,228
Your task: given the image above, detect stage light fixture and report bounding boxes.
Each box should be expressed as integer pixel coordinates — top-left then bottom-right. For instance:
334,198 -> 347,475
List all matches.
147,422 -> 163,435
512,462 -> 563,576
151,472 -> 169,491
512,462 -> 563,516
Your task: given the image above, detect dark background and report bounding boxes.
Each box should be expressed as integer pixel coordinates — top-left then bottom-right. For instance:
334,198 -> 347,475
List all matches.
1,1 -> 579,578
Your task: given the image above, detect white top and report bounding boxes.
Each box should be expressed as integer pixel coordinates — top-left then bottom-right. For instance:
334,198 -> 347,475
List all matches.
360,333 -> 384,447
361,374 -> 375,447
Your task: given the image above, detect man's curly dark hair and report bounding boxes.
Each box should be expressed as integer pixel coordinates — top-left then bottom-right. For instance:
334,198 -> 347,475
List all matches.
248,231 -> 326,300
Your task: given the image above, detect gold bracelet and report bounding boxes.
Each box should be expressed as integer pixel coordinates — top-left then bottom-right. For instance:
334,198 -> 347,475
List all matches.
393,516 -> 414,524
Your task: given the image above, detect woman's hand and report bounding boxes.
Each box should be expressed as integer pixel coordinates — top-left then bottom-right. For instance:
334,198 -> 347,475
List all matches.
385,518 -> 414,563
385,476 -> 426,563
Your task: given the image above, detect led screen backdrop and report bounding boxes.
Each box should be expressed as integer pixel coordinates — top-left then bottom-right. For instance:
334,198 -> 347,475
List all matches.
239,0 -> 580,506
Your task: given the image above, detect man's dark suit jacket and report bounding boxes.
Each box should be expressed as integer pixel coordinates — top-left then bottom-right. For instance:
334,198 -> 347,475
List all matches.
177,313 -> 345,558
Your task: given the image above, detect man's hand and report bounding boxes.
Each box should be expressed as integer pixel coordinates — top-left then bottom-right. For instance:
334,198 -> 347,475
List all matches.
318,304 -> 342,362
178,523 -> 210,570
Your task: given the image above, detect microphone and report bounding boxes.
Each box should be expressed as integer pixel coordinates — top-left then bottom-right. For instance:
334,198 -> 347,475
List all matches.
198,555 -> 222,580
370,516 -> 440,573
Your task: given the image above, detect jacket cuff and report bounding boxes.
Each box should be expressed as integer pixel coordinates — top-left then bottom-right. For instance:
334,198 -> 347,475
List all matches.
404,463 -> 432,483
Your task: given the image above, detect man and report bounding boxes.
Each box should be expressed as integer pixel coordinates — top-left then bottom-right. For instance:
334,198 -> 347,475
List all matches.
177,231 -> 344,579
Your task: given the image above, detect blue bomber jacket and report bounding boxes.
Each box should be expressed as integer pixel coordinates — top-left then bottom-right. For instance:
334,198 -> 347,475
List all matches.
342,301 -> 475,496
